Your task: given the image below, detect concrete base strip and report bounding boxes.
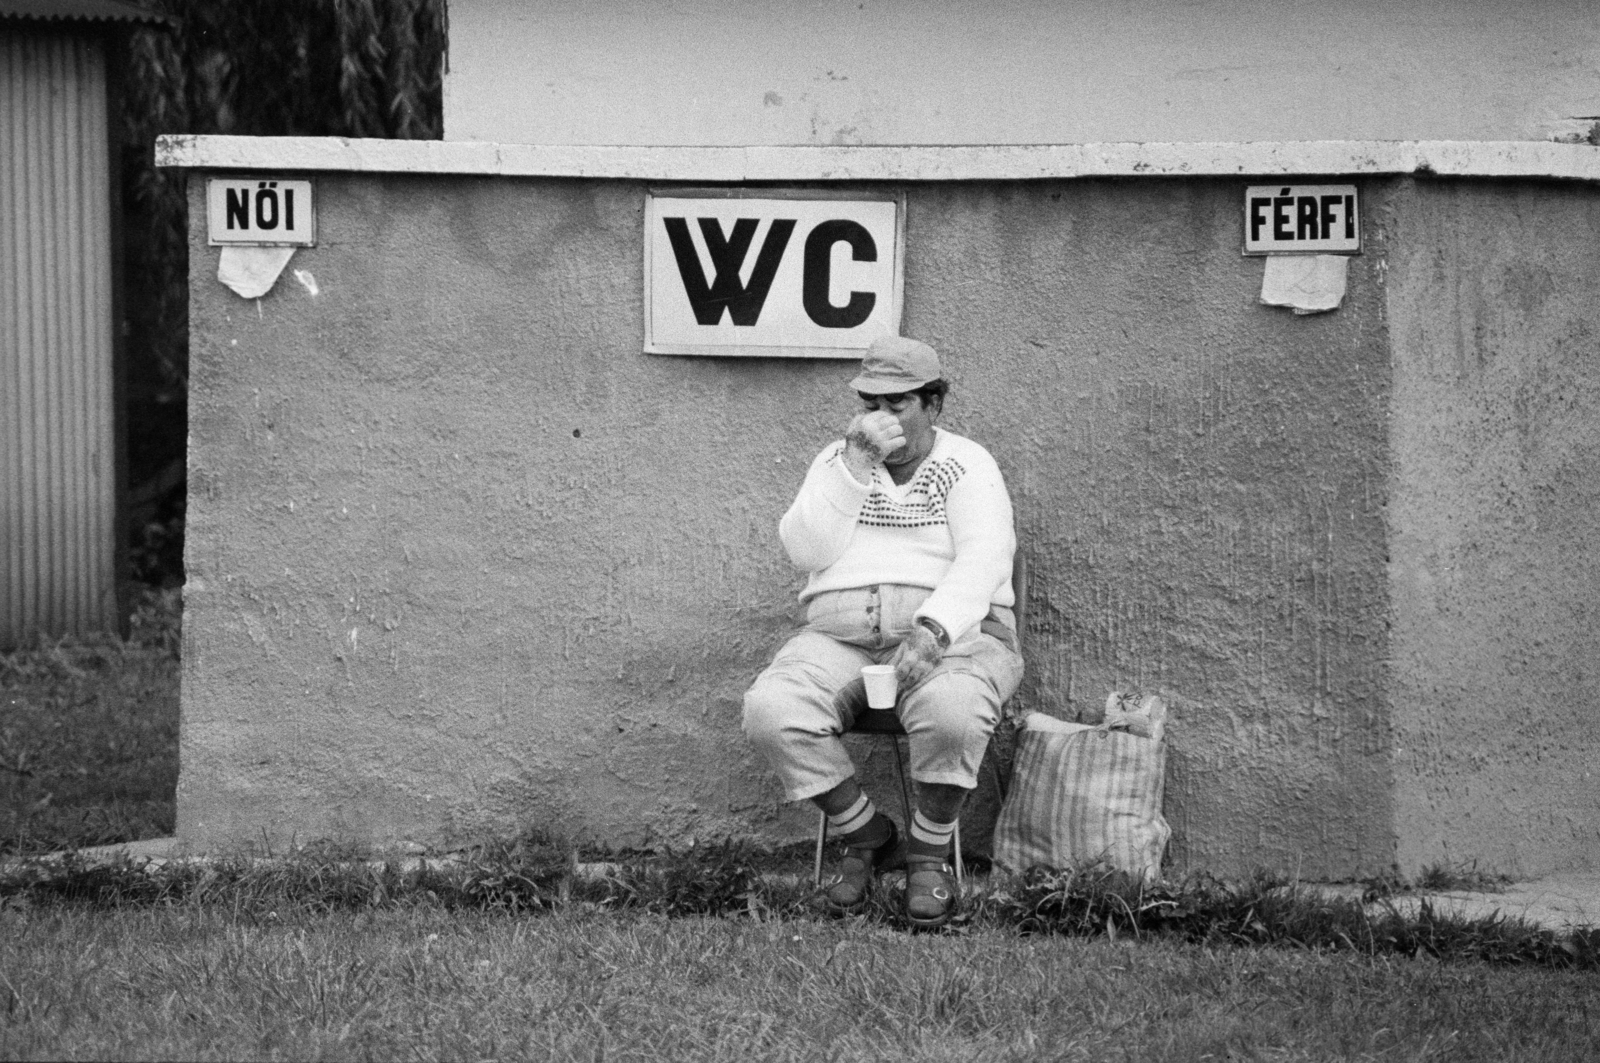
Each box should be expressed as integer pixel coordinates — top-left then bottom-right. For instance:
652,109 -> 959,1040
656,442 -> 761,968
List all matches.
1371,873 -> 1600,933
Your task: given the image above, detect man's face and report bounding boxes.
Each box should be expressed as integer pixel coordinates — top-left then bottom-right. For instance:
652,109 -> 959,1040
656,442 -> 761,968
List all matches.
857,390 -> 940,466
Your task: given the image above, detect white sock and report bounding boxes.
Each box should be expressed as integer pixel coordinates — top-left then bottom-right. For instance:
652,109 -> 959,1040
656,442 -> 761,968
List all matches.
910,809 -> 957,851
828,794 -> 876,838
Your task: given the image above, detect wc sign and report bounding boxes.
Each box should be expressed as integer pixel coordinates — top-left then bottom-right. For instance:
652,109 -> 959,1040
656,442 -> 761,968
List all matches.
644,192 -> 904,357
206,177 -> 316,246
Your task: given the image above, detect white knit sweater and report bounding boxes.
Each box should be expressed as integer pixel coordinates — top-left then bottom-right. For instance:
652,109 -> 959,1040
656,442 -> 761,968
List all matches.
779,426 -> 1016,643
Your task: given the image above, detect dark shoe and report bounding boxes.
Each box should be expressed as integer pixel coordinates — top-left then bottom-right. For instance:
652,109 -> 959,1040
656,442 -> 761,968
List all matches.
904,856 -> 957,929
824,819 -> 906,912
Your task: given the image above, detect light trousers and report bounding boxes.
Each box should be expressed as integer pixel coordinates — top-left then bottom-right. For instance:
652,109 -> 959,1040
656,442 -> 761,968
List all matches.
742,584 -> 1024,803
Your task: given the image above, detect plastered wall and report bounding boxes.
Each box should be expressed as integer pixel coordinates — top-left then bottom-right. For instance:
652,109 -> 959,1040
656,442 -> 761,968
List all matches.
181,173 -> 1404,878
902,183 -> 1394,877
444,0 -> 1600,147
1385,178 -> 1600,879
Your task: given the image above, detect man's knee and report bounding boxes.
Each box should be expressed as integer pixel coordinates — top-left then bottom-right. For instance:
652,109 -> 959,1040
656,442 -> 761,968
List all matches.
905,670 -> 1000,735
741,678 -> 788,751
743,653 -> 844,732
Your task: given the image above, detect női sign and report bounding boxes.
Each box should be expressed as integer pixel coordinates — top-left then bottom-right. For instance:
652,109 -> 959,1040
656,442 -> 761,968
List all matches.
1244,185 -> 1359,255
207,178 -> 316,246
645,192 -> 904,358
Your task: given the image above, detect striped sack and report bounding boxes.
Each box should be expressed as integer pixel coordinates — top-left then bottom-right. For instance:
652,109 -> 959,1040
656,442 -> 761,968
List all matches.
992,725 -> 1171,882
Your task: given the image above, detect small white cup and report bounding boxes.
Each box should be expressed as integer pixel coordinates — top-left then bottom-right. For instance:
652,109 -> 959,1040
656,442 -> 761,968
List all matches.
861,665 -> 898,709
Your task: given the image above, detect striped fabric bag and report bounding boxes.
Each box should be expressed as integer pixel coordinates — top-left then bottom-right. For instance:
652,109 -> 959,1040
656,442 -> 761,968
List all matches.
992,697 -> 1171,882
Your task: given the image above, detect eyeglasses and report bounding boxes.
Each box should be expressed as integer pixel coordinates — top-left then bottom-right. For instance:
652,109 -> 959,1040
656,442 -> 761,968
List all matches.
858,391 -> 917,412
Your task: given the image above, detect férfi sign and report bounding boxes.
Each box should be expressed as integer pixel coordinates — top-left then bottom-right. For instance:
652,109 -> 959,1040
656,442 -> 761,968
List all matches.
1244,185 -> 1359,255
207,178 -> 316,246
645,192 -> 903,357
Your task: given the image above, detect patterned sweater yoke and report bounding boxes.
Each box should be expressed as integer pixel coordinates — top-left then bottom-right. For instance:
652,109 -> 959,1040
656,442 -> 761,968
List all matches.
857,451 -> 968,530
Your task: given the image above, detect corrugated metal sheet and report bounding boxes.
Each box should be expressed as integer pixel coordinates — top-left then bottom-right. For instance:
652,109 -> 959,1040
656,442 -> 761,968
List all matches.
1,25 -> 118,647
0,0 -> 166,26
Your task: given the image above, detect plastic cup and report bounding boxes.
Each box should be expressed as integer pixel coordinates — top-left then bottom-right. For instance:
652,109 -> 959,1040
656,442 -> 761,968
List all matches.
861,665 -> 898,709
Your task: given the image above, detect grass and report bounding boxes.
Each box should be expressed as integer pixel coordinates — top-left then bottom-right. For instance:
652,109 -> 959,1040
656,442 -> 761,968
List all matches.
3,597 -> 1599,1058
0,587 -> 182,855
3,901 -> 1598,1061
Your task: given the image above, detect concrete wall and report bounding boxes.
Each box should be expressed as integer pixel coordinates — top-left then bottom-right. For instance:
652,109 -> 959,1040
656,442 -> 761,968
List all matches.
443,0 -> 1600,147
1385,178 -> 1600,879
181,173 -> 1403,878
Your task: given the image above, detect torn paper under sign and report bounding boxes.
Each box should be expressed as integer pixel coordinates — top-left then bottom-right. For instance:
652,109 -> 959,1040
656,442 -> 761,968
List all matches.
218,245 -> 296,299
1260,254 -> 1348,315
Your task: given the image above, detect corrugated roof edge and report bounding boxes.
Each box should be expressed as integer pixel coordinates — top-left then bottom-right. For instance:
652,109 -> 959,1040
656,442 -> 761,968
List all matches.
0,0 -> 170,25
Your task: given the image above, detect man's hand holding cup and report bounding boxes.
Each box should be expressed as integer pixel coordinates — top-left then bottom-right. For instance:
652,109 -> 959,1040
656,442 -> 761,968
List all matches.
888,622 -> 944,692
843,411 -> 905,484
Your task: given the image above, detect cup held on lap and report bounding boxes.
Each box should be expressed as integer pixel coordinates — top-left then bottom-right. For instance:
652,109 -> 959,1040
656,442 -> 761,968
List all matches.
861,665 -> 898,709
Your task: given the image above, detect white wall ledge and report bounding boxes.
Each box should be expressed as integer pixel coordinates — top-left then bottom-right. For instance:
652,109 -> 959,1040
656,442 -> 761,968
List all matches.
156,136 -> 1600,183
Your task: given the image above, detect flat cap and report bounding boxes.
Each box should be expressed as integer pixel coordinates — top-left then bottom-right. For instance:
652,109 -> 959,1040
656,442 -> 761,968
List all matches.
850,335 -> 942,393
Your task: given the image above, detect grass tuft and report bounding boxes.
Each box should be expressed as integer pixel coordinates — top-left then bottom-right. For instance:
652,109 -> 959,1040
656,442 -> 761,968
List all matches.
601,840 -> 767,917
450,831 -> 575,913
1415,859 -> 1514,894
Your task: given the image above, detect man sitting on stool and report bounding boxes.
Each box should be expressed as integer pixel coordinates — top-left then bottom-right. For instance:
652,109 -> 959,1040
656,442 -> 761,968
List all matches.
743,335 -> 1023,928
